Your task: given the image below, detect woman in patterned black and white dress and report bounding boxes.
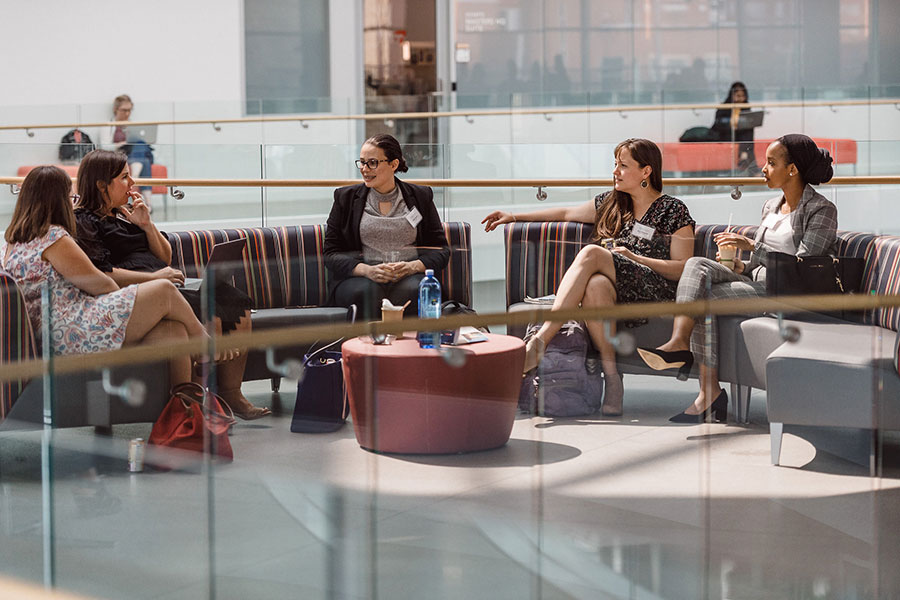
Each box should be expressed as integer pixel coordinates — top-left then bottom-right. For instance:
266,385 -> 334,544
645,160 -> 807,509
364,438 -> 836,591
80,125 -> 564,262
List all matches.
482,138 -> 696,415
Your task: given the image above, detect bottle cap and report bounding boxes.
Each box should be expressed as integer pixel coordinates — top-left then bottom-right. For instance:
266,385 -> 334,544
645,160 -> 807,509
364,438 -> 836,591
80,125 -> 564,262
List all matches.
425,269 -> 434,277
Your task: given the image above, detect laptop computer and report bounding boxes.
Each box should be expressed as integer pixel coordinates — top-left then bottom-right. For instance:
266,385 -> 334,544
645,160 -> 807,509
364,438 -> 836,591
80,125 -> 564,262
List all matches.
181,238 -> 247,290
736,110 -> 764,130
125,124 -> 158,144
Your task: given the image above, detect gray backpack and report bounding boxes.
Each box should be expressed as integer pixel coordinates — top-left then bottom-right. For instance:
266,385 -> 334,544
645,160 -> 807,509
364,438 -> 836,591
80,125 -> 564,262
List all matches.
519,321 -> 604,417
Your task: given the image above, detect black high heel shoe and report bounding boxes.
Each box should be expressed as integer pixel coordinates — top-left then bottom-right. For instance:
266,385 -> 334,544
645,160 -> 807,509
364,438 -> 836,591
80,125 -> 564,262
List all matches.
637,347 -> 694,381
669,389 -> 728,423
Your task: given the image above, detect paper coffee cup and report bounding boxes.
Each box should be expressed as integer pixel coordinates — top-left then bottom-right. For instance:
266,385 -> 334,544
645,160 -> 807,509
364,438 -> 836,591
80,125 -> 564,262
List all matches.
381,307 -> 404,322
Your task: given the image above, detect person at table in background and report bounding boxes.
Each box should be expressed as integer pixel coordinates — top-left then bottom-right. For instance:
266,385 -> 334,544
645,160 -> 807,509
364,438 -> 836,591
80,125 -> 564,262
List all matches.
711,81 -> 759,174
73,150 -> 270,420
637,134 -> 836,423
481,138 -> 696,416
0,166 -> 209,388
98,94 -> 154,199
324,134 -> 449,321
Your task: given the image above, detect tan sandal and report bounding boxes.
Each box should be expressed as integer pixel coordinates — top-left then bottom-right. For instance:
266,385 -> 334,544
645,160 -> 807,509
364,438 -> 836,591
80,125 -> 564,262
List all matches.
219,388 -> 272,421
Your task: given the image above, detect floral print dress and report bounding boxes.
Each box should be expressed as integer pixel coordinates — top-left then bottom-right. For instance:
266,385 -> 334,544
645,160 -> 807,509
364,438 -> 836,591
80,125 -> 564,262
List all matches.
0,226 -> 137,355
594,192 -> 696,325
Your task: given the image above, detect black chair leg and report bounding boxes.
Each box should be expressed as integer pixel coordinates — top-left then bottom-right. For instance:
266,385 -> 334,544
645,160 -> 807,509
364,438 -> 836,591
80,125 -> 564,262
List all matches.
271,377 -> 281,393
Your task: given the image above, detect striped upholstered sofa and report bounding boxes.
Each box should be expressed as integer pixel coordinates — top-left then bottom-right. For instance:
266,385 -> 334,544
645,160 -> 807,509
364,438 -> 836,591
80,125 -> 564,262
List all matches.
0,222 -> 472,429
166,222 -> 473,391
503,222 -> 900,460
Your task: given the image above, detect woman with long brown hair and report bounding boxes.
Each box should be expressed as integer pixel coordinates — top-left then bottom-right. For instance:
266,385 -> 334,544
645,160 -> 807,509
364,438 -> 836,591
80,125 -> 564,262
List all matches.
0,166 -> 207,387
73,150 -> 270,420
482,138 -> 695,415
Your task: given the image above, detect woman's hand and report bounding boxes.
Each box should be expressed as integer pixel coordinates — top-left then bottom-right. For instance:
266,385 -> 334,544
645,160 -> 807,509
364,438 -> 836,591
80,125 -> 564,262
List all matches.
385,260 -> 421,281
118,192 -> 152,229
481,211 -> 515,232
362,263 -> 395,284
152,266 -> 185,286
611,245 -> 639,263
713,231 -> 755,251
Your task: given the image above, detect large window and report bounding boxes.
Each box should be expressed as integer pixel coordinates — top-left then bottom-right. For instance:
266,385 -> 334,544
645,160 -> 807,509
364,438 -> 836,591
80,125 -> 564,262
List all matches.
454,0 -> 878,107
244,0 -> 331,114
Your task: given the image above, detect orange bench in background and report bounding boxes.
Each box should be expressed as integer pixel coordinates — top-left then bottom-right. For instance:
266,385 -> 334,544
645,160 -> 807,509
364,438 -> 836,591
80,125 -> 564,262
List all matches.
17,164 -> 169,195
661,138 -> 857,174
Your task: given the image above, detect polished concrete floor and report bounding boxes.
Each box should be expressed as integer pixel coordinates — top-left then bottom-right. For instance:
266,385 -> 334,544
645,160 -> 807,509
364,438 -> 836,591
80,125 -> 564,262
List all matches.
1,375 -> 899,600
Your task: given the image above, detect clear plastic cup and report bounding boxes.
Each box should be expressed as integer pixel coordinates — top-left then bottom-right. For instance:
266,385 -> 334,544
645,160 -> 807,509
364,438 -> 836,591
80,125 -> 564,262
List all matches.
718,243 -> 737,267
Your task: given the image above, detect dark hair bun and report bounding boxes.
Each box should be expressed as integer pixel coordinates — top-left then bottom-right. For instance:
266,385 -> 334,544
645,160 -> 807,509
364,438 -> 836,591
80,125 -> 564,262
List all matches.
778,134 -> 834,185
804,148 -> 834,185
364,133 -> 408,172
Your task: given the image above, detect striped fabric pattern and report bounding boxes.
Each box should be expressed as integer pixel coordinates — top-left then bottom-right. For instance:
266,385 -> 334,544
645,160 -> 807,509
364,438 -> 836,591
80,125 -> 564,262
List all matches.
503,222 -> 594,306
168,222 -> 473,310
439,222 -> 472,306
167,226 -> 331,309
859,233 -> 900,332
0,271 -> 37,421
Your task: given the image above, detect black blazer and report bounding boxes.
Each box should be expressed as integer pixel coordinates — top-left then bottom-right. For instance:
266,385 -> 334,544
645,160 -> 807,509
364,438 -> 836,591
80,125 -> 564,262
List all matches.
324,178 -> 450,291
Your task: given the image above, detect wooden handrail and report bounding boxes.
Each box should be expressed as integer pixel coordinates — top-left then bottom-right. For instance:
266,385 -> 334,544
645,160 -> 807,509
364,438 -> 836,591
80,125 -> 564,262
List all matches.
3,176 -> 900,188
1,292 -> 898,383
1,97 -> 898,132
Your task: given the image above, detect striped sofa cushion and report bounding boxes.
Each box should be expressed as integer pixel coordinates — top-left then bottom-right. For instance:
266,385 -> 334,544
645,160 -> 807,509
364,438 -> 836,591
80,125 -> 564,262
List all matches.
0,271 -> 36,421
503,222 -> 594,307
167,226 -> 330,309
440,222 -> 472,306
168,222 -> 473,310
857,233 -> 900,332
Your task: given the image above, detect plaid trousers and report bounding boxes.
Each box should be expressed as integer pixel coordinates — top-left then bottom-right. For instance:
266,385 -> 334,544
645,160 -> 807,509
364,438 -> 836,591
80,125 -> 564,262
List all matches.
676,256 -> 766,368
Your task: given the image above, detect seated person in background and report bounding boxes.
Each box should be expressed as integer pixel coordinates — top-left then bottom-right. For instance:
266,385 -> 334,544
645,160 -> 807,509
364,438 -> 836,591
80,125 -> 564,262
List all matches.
325,134 -> 449,321
482,138 -> 696,416
73,150 -> 270,420
0,166 -> 208,389
711,81 -> 759,174
638,134 -> 836,423
98,94 -> 154,198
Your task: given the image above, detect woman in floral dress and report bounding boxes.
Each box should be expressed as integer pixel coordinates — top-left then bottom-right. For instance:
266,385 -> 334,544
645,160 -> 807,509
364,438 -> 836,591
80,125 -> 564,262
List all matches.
0,166 -> 209,386
482,138 -> 696,415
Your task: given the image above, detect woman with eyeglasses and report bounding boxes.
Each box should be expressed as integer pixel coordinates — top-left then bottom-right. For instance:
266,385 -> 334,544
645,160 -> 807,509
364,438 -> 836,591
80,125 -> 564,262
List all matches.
481,138 -> 696,416
324,134 -> 449,320
0,166 -> 209,388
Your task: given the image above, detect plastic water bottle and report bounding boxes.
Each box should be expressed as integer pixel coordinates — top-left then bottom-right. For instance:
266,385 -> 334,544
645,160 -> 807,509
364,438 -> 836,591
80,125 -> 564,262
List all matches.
417,269 -> 441,348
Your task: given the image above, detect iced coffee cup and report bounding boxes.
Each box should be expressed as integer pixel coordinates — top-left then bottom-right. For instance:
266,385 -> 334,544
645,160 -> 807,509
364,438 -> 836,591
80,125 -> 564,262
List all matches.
718,243 -> 737,269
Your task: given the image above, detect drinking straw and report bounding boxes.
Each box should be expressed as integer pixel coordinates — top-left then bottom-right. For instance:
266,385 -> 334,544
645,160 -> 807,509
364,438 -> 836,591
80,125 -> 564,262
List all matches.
726,212 -> 733,233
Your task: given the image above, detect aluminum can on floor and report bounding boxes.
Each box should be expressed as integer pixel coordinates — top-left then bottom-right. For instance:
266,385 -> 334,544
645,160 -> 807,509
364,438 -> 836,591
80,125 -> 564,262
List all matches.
128,438 -> 145,472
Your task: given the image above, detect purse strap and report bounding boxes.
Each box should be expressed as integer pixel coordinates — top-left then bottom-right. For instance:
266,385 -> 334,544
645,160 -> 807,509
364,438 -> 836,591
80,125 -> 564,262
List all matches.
173,387 -> 236,426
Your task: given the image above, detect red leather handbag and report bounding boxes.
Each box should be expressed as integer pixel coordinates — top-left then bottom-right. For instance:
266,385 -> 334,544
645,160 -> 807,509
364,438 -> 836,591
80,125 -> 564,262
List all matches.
149,382 -> 235,467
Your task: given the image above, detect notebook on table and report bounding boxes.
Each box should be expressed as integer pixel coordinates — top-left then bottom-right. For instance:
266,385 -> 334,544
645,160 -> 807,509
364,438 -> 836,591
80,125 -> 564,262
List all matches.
180,238 -> 247,290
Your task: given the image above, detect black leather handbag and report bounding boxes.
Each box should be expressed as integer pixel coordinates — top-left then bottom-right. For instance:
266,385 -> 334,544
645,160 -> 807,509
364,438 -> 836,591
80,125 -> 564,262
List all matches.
765,252 -> 865,297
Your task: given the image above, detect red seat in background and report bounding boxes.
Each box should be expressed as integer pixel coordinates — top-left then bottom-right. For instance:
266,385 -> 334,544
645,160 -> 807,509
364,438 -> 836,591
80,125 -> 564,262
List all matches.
661,138 -> 857,174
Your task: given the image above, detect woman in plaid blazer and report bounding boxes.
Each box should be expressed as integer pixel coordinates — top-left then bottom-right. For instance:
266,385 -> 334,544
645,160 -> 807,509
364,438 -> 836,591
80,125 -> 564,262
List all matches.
638,134 -> 838,423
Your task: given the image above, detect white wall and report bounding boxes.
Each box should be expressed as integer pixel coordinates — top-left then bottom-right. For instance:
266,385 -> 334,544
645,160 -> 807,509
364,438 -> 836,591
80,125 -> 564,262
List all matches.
0,0 -> 244,108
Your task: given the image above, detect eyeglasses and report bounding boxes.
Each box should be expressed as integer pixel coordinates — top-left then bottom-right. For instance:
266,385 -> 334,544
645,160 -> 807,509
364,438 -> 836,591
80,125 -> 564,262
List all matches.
355,158 -> 390,170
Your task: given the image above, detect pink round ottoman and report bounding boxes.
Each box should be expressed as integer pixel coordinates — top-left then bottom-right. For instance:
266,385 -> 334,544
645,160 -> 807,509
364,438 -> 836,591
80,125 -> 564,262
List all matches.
342,333 -> 525,454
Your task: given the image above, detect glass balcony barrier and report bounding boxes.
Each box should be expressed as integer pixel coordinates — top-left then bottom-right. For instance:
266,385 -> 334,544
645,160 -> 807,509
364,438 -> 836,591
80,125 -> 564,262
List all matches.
1,261 -> 898,598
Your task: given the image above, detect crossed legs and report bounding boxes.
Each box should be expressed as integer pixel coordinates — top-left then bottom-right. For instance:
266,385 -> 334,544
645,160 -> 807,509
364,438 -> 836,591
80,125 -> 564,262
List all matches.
123,279 -> 209,386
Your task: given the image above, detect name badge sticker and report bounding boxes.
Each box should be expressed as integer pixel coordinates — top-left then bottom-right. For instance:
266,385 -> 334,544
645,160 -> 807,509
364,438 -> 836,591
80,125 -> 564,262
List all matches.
631,222 -> 655,241
406,207 -> 423,227
761,213 -> 780,229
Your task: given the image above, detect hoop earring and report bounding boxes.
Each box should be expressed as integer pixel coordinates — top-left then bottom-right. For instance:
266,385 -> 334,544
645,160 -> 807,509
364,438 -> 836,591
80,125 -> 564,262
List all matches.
640,179 -> 648,188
